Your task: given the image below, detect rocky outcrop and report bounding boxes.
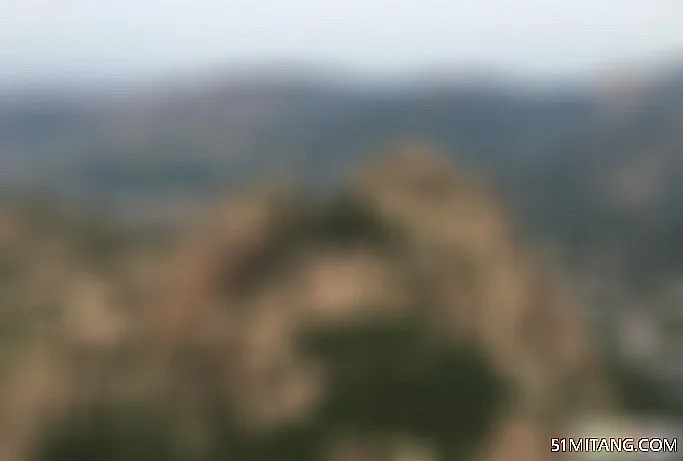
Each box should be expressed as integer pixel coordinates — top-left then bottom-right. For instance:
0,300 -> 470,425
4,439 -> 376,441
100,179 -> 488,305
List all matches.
0,143 -> 612,461
138,142 -> 612,460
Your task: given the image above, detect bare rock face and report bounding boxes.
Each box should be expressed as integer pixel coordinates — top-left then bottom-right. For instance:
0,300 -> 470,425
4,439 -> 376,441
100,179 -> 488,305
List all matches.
360,145 -> 611,397
1,143 -> 612,461
129,142 -> 611,460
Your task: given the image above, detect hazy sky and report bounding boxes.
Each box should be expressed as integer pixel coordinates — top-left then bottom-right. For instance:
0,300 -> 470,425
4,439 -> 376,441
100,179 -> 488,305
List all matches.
2,0 -> 683,84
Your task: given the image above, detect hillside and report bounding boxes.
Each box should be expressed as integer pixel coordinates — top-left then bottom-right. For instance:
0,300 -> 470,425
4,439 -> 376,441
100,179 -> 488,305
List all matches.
0,144 -> 614,461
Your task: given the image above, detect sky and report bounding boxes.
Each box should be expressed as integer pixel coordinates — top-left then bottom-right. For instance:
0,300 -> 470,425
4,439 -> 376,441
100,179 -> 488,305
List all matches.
1,0 -> 683,85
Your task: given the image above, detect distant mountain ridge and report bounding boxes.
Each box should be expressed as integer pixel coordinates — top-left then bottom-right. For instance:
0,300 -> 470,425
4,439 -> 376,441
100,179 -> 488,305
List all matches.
1,62 -> 683,286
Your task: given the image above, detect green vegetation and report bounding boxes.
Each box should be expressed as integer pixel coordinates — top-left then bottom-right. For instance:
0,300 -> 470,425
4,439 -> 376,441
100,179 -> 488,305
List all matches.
37,405 -> 184,461
297,317 -> 508,461
314,194 -> 391,245
607,357 -> 683,419
35,313 -> 506,461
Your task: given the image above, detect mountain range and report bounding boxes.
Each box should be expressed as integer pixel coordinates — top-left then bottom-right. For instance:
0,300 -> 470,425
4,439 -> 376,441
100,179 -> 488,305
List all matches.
2,63 -> 683,292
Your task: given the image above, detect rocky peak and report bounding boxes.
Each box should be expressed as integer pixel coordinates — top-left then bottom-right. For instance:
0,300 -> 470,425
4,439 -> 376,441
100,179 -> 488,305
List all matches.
1,143 -> 613,461
137,142 -> 612,460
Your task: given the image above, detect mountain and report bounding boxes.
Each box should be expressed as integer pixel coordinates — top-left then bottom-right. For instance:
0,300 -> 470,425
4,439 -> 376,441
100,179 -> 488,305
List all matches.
2,63 -> 683,326
2,66 -> 682,274
0,144 -> 613,461
0,73 -> 594,189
